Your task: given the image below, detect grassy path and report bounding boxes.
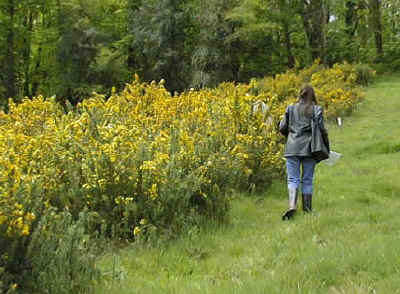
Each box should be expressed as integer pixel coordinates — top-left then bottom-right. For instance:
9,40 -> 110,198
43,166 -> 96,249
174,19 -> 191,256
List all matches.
96,75 -> 400,294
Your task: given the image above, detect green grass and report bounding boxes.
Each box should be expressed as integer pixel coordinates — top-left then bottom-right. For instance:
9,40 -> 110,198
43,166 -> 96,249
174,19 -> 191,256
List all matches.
95,75 -> 400,294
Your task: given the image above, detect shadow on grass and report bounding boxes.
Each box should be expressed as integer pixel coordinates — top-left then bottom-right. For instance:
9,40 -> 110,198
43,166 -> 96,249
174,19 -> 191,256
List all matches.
356,141 -> 400,156
370,183 -> 400,198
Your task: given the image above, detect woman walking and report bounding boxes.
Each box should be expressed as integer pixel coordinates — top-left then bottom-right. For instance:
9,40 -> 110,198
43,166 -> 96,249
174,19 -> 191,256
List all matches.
279,85 -> 329,220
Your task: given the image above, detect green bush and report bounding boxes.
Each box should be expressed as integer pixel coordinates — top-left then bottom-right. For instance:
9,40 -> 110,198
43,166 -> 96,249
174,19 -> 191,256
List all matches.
25,210 -> 99,293
0,209 -> 99,293
354,64 -> 376,86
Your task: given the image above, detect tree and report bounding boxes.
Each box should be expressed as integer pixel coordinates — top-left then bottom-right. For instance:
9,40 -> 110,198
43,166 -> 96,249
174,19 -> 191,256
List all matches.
126,0 -> 142,70
4,0 -> 16,99
54,0 -> 130,103
300,0 -> 327,63
369,0 -> 383,60
1,0 -> 400,105
227,0 -> 303,78
129,0 -> 190,92
189,0 -> 244,88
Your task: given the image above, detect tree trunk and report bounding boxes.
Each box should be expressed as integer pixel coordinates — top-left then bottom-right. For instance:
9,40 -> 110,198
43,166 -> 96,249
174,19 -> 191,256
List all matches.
32,13 -> 46,97
343,0 -> 360,62
345,0 -> 357,37
283,21 -> 295,68
300,0 -> 326,63
32,45 -> 42,97
127,46 -> 136,69
23,12 -> 34,98
369,0 -> 383,60
127,1 -> 141,70
5,0 -> 16,99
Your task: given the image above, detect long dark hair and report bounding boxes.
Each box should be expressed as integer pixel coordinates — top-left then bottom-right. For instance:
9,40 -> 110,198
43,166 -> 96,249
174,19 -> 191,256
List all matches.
298,85 -> 317,117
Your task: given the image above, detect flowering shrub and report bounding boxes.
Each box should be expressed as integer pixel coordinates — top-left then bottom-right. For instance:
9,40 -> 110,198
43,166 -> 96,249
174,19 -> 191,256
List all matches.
251,61 -> 371,119
0,63 -> 367,291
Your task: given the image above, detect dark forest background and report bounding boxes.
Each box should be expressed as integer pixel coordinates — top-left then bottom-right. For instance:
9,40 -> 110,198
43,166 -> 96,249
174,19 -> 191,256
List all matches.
1,0 -> 398,105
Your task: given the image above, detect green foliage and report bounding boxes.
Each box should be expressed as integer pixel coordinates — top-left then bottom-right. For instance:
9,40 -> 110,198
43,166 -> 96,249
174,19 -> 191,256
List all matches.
188,0 -> 244,88
129,0 -> 190,92
227,0 -> 301,74
0,0 -> 399,104
55,0 -> 132,104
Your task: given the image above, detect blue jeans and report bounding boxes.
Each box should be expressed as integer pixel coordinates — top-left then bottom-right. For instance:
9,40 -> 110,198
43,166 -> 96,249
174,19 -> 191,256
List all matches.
286,156 -> 316,194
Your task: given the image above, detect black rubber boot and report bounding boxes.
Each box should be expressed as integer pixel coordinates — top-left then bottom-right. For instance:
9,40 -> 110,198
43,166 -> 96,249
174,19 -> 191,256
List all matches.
282,188 -> 298,220
302,194 -> 312,212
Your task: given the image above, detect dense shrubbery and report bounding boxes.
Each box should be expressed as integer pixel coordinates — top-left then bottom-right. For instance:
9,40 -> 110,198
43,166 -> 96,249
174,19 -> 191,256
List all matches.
0,62 -> 373,292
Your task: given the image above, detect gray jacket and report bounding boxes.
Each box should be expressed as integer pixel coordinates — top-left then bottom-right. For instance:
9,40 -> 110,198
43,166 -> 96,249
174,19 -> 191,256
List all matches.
279,103 -> 329,158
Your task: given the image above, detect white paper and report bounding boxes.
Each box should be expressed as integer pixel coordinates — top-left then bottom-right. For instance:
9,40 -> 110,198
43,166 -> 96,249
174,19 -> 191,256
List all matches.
322,151 -> 342,166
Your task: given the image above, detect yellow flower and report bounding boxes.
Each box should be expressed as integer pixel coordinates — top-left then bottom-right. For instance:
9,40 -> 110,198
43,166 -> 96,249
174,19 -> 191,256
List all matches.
22,225 -> 30,236
114,196 -> 123,205
26,212 -> 36,221
133,226 -> 141,235
244,168 -> 253,176
149,184 -> 158,200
